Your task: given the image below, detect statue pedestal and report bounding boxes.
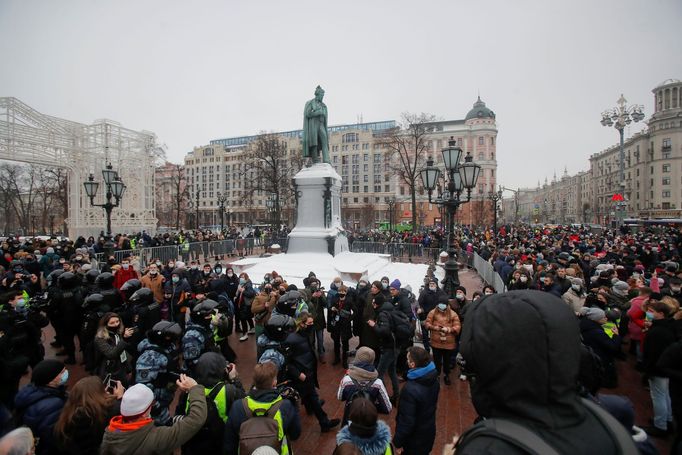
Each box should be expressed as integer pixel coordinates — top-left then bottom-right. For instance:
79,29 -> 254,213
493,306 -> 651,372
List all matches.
287,163 -> 349,256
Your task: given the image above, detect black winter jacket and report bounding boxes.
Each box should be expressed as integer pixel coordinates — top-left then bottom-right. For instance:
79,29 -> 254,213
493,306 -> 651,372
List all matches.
393,366 -> 439,455
14,384 -> 66,455
644,318 -> 677,377
373,302 -> 395,351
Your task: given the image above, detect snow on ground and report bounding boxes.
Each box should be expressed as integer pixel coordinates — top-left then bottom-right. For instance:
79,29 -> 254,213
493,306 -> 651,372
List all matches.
231,250 -> 439,293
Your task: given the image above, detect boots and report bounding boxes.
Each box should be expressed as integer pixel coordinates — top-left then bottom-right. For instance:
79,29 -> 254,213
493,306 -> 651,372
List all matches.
342,351 -> 349,369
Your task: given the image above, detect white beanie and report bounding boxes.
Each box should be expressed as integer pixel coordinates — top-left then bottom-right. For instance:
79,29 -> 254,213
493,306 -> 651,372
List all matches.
120,384 -> 154,417
252,447 -> 280,455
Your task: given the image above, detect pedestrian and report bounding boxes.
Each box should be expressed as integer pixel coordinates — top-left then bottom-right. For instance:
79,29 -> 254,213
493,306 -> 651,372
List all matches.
93,312 -> 135,385
424,296 -> 461,385
336,398 -> 394,455
368,293 -> 400,404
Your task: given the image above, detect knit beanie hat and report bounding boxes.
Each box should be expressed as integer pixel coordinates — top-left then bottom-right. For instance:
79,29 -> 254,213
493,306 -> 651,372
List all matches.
32,360 -> 65,387
354,347 -> 376,365
120,384 -> 154,417
252,446 -> 280,455
390,279 -> 401,290
581,307 -> 606,322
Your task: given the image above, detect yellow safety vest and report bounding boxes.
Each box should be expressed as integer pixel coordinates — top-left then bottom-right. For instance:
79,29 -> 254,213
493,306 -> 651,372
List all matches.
185,383 -> 229,422
243,396 -> 289,455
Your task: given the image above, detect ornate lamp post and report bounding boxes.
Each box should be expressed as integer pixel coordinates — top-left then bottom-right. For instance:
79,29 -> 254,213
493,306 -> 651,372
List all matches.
83,163 -> 127,257
601,94 -> 645,228
217,192 -> 228,233
488,185 -> 503,233
265,195 -> 276,232
420,138 -> 481,298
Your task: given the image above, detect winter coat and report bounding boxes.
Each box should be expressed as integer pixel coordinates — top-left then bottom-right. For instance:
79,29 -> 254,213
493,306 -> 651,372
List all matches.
657,340 -> 682,419
140,273 -> 165,304
100,384 -> 207,455
456,290 -> 629,455
306,292 -> 327,330
223,274 -> 240,301
643,318 -> 677,377
360,293 -> 381,351
393,362 -> 440,455
417,287 -> 445,321
579,318 -> 621,366
14,385 -> 66,455
336,420 -> 393,455
251,291 -> 277,326
235,280 -> 256,319
392,289 -> 413,318
372,301 -> 395,351
562,289 -> 585,313
425,307 -> 461,350
627,296 -> 648,342
284,330 -> 319,386
94,331 -> 132,382
113,268 -> 138,290
328,294 -> 355,340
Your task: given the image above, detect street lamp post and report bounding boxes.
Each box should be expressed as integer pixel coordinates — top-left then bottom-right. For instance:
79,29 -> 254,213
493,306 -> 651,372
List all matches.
601,94 -> 645,228
83,163 -> 127,257
217,192 -> 228,233
193,191 -> 200,230
420,138 -> 481,298
265,195 -> 276,233
49,214 -> 55,236
387,197 -> 396,231
488,186 -> 503,233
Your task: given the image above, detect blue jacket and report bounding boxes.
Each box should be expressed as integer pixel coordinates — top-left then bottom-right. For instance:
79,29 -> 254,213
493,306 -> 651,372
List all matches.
14,384 -> 66,455
393,362 -> 439,455
337,420 -> 392,455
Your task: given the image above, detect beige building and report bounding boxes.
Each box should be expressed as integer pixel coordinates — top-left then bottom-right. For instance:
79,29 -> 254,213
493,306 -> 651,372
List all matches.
184,96 -> 499,230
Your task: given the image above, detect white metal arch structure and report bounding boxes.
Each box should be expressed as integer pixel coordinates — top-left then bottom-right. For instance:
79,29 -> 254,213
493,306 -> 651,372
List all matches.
0,97 -> 163,238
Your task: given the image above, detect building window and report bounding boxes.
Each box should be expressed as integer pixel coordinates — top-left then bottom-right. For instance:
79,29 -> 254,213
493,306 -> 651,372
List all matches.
663,164 -> 671,173
364,186 -> 368,193
663,190 -> 671,198
490,137 -> 495,145
343,133 -> 358,143
478,137 -> 484,145
663,177 -> 671,185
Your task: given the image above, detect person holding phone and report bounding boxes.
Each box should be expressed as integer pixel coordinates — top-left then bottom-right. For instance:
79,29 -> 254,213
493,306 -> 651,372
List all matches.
93,313 -> 135,386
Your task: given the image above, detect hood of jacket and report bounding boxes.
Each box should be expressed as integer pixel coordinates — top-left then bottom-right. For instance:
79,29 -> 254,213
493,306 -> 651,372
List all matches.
336,420 -> 392,455
460,289 -> 585,428
194,352 -> 227,387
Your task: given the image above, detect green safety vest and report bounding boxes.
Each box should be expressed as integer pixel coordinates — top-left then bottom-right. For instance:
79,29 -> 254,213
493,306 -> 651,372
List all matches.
185,383 -> 229,423
181,241 -> 190,252
243,395 -> 289,455
603,321 -> 618,339
130,238 -> 137,249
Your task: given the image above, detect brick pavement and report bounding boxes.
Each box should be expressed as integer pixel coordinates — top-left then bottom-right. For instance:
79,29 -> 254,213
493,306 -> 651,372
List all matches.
32,267 -> 672,454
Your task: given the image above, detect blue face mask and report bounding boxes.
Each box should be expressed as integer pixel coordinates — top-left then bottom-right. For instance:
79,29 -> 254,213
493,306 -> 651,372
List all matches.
172,276 -> 179,283
239,278 -> 246,285
59,369 -> 69,386
646,311 -> 654,320
15,298 -> 27,313
437,303 -> 447,311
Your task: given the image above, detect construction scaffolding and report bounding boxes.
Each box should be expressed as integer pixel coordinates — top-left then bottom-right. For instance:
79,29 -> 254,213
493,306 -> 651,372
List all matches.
0,97 -> 164,238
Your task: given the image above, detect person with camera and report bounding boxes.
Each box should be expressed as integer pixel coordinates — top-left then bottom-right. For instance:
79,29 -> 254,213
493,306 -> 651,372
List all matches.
304,277 -> 327,362
94,312 -> 135,386
175,352 -> 245,454
329,285 -> 355,369
136,320 -> 183,425
0,290 -> 49,413
224,361 -> 301,455
283,311 -> 340,433
100,375 -> 207,455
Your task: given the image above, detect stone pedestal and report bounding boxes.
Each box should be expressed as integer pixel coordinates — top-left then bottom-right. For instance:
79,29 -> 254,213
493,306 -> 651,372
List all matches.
287,163 -> 349,256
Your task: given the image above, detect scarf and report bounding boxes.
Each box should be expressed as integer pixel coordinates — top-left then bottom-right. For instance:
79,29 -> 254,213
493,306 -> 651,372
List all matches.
407,361 -> 436,380
348,362 -> 379,382
107,415 -> 153,432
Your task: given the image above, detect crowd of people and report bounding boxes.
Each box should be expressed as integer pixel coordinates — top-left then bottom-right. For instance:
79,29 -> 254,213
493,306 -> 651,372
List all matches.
0,222 -> 681,454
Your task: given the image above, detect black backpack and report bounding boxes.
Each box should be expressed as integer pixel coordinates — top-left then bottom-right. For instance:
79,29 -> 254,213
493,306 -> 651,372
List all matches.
455,397 -> 638,454
341,377 -> 376,426
182,383 -> 237,454
390,310 -> 415,342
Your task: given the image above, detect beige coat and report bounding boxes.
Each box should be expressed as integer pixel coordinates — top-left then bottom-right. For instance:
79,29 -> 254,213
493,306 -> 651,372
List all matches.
425,307 -> 461,350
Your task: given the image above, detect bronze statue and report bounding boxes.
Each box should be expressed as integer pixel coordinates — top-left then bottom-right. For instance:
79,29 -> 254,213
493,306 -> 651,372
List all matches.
302,85 -> 330,164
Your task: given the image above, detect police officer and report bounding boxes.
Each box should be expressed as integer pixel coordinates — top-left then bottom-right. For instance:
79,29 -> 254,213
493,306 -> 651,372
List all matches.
80,293 -> 111,372
136,320 -> 182,425
95,272 -> 123,312
126,288 -> 161,356
83,269 -> 101,296
53,272 -> 84,364
182,299 -> 221,373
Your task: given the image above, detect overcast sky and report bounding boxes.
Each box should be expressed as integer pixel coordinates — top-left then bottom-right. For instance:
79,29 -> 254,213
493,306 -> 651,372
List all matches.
2,0 -> 681,190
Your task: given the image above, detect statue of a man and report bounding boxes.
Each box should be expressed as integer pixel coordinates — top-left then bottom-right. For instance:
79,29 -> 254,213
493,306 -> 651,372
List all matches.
302,85 -> 330,164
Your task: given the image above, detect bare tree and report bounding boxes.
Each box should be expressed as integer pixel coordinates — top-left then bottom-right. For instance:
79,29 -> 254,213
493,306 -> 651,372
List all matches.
45,168 -> 69,233
379,112 -> 437,231
0,163 -> 21,234
242,132 -> 304,229
359,204 -> 375,229
170,164 -> 187,230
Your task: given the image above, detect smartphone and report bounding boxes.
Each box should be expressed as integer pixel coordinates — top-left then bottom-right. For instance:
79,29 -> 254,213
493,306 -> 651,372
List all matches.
167,371 -> 182,380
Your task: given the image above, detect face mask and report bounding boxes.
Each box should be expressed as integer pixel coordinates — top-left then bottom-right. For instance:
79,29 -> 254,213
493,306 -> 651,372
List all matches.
484,292 -> 494,296
523,264 -> 533,272
203,270 -> 211,276
572,284 -> 581,291
339,294 -> 346,299
156,261 -> 162,267
382,282 -> 388,290
227,272 -> 234,277
168,263 -> 175,268
239,278 -> 246,285
172,276 -> 179,283
520,276 -> 528,283
429,285 -> 437,291
107,324 -> 119,331
672,287 -> 681,294
149,270 -> 158,275
264,287 -> 272,293
646,311 -> 654,320
75,256 -> 82,261
311,284 -> 318,290
15,298 -> 27,312
122,264 -> 130,270
437,303 -> 447,311
191,265 -> 198,270
358,282 -> 367,288
59,369 -> 69,386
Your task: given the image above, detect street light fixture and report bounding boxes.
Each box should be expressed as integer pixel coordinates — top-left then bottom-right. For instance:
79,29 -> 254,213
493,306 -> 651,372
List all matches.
217,192 -> 228,233
420,137 -> 481,297
600,94 -> 644,228
83,163 -> 127,257
387,197 -> 396,231
488,186 -> 503,233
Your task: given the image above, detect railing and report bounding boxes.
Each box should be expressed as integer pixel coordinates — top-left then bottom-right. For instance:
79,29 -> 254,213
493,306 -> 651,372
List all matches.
472,252 -> 507,293
349,241 -> 441,263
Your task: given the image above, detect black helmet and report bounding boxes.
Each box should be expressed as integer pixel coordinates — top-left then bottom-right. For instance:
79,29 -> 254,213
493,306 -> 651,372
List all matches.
120,279 -> 142,300
191,299 -> 219,321
95,272 -> 115,287
47,269 -> 65,287
148,321 -> 182,344
85,268 -> 101,284
130,287 -> 154,306
83,293 -> 104,309
58,271 -> 80,289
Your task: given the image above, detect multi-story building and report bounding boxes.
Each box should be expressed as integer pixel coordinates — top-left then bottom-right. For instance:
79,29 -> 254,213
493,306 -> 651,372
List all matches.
184,96 -> 499,230
154,161 -> 186,229
502,78 -> 682,226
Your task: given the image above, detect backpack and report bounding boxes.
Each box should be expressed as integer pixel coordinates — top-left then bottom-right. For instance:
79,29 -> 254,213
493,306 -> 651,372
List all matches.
390,310 -> 415,341
182,383 -> 237,453
455,397 -> 638,455
238,398 -> 285,455
342,377 -> 376,426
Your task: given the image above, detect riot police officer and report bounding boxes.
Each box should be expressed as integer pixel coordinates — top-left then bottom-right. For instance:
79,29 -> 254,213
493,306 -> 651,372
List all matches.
53,272 -> 84,364
95,272 -> 123,312
80,293 -> 111,372
182,299 -> 221,373
83,268 -> 101,296
136,320 -> 182,425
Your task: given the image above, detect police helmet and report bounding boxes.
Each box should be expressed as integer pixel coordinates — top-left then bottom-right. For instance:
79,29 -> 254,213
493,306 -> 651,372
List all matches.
192,299 -> 220,317
120,279 -> 142,300
148,320 -> 182,342
47,269 -> 65,287
130,287 -> 154,306
95,272 -> 115,287
83,293 -> 105,309
58,271 -> 80,289
85,268 -> 100,284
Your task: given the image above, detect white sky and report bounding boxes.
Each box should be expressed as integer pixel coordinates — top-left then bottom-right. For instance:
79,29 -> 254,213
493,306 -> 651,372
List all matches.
1,0 -> 681,189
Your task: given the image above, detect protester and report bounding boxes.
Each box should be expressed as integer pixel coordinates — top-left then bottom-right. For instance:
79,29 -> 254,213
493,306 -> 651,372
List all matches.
336,398 -> 394,455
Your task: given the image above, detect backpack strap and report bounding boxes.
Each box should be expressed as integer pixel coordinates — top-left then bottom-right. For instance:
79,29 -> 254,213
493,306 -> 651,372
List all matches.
241,397 -> 284,418
456,418 -> 560,455
581,398 -> 638,455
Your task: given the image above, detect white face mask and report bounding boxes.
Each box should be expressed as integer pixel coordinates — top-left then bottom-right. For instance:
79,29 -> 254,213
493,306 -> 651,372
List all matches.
520,276 -> 528,282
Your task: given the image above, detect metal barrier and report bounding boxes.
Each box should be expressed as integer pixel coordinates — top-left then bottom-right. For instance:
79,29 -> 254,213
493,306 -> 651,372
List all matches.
472,252 -> 507,293
349,241 -> 441,263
